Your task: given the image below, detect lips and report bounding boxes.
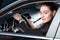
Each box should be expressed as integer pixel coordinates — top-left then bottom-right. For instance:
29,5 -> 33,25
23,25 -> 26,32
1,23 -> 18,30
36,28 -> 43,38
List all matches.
42,19 -> 45,21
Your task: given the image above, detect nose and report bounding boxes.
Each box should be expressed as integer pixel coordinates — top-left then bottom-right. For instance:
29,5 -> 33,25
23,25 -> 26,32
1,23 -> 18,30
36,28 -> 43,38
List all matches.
41,14 -> 44,19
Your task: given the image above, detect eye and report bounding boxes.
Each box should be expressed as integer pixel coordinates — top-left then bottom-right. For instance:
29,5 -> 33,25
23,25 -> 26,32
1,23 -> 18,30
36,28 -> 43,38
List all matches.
44,11 -> 48,14
45,12 -> 47,14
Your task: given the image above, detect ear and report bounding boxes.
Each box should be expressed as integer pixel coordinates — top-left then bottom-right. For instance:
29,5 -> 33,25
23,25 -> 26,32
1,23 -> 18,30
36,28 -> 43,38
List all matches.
53,10 -> 56,16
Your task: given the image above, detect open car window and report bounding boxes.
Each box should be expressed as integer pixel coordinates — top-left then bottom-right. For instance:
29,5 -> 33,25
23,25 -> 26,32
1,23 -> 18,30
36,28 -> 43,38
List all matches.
0,1 -> 60,40
0,2 -> 47,36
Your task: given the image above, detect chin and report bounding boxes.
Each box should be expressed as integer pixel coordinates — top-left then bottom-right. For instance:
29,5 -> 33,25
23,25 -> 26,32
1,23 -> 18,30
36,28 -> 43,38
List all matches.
42,22 -> 46,24
42,21 -> 47,24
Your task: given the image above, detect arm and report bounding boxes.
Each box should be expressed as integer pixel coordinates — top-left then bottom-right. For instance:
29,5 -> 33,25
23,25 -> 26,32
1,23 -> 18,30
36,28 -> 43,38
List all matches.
27,19 -> 38,29
27,19 -> 43,29
12,13 -> 40,29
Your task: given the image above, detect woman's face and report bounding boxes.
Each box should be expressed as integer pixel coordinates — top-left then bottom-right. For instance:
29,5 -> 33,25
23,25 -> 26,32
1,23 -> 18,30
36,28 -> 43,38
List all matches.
40,5 -> 55,23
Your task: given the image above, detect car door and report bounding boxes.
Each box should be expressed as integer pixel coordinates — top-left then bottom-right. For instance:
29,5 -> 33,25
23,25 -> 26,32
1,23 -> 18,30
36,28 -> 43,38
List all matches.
53,7 -> 60,40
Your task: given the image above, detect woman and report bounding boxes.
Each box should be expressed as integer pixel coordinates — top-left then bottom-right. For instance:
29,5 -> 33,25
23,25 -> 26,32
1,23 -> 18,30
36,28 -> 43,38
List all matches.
27,2 -> 58,29
13,2 -> 58,36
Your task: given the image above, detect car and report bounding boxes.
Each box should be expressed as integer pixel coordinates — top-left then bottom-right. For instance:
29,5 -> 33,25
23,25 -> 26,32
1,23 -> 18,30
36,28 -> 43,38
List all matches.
0,0 -> 60,40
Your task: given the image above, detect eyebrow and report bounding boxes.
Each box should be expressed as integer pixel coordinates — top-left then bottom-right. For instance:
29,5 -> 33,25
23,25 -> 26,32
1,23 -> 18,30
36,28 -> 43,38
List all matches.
40,10 -> 48,13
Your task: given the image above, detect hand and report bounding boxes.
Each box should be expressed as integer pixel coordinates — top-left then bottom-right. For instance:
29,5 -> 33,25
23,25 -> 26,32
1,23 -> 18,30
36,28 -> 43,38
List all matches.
27,19 -> 33,25
13,13 -> 23,22
27,19 -> 36,29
